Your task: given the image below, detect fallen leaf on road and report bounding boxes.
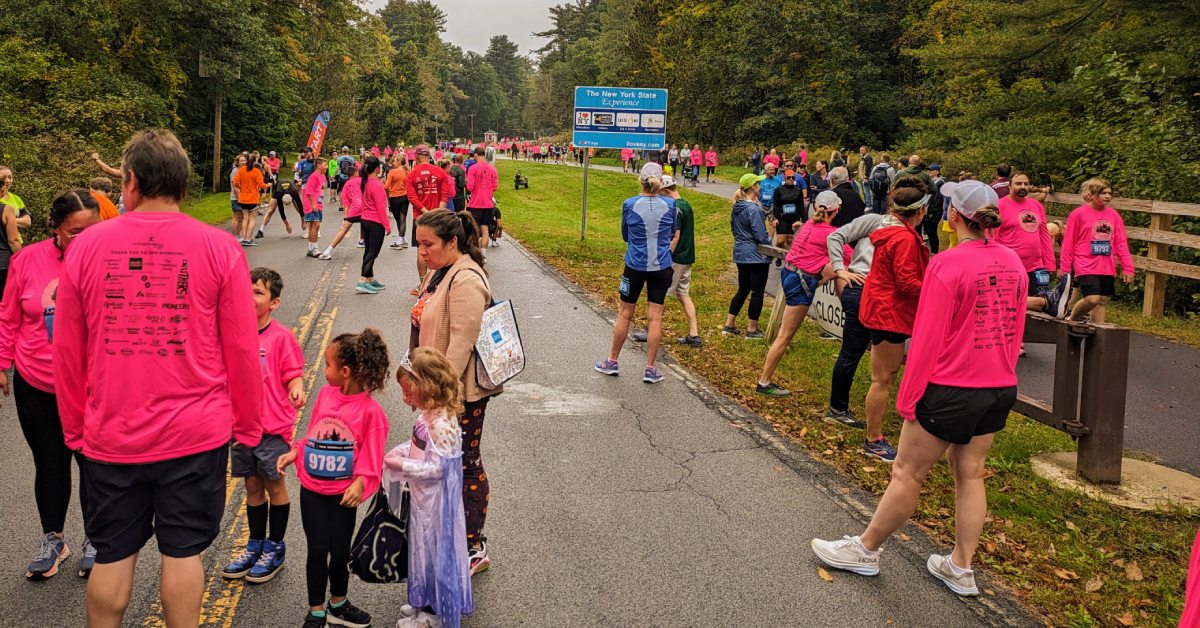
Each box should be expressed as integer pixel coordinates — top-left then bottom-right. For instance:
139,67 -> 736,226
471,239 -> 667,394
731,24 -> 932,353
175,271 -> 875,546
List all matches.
837,487 -> 850,494
1116,611 -> 1134,626
1125,562 -> 1143,581
817,568 -> 834,582
1065,521 -> 1077,531
1054,569 -> 1079,581
983,589 -> 995,596
799,427 -> 808,438
1113,558 -> 1126,567
822,449 -> 834,455
1085,576 -> 1104,592
898,532 -> 911,541
984,541 -> 996,553
861,466 -> 877,473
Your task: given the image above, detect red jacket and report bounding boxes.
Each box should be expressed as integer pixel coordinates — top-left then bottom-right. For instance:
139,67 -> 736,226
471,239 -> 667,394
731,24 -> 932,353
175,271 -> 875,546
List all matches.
860,221 -> 929,336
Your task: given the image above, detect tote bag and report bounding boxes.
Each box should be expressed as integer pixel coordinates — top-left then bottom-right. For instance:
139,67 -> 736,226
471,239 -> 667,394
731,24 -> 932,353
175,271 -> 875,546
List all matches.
348,487 -> 409,584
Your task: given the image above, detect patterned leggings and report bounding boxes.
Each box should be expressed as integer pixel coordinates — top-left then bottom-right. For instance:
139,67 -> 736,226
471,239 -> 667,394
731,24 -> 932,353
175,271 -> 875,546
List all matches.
460,397 -> 491,546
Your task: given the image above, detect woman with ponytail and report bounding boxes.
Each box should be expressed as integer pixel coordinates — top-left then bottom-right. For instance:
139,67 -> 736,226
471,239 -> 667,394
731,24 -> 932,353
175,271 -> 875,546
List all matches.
0,190 -> 100,579
813,179 -> 1026,599
410,209 -> 497,576
353,156 -> 391,294
855,175 -> 932,463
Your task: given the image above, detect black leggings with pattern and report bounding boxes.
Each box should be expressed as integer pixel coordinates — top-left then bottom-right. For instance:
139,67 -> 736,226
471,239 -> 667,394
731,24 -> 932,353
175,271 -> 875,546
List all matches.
460,397 -> 491,546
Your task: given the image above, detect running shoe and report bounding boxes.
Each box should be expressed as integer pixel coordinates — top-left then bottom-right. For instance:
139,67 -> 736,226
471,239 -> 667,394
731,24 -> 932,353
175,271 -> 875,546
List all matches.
398,237 -> 409,249
677,335 -> 703,347
355,282 -> 379,295
744,330 -> 765,339
1046,274 -> 1071,319
245,540 -> 285,584
817,330 -> 839,341
594,359 -> 619,376
468,542 -> 491,576
356,240 -> 365,248
863,437 -> 897,463
491,240 -> 500,247
78,537 -> 96,578
26,533 -> 69,581
302,611 -> 327,628
325,600 -> 371,628
245,240 -> 259,247
368,280 -> 386,291
306,250 -> 320,258
756,382 -> 790,397
240,240 -> 251,247
389,239 -> 403,249
319,250 -> 333,261
643,366 -> 664,384
926,554 -> 979,596
720,326 -> 741,336
810,535 -> 880,576
255,229 -> 265,239
631,331 -> 648,342
221,539 -> 263,579
824,407 -> 865,429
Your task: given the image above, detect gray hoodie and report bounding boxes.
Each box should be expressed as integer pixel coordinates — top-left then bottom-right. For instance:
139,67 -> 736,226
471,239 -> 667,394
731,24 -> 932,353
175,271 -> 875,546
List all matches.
827,213 -> 887,275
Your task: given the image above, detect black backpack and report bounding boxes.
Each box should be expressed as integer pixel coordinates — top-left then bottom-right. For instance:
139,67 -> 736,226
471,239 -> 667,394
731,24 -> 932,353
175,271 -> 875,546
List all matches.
869,163 -> 891,196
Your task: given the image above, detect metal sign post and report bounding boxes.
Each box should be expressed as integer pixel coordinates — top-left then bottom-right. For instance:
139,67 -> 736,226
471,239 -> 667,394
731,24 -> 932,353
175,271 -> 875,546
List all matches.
572,86 -> 668,242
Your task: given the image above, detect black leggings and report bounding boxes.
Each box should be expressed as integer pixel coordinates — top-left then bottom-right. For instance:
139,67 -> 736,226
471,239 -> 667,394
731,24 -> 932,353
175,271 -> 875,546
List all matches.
728,262 -> 770,321
15,370 -> 89,534
388,196 -> 410,238
461,397 -> 491,546
300,488 -> 356,607
921,216 -> 941,254
360,220 -> 385,278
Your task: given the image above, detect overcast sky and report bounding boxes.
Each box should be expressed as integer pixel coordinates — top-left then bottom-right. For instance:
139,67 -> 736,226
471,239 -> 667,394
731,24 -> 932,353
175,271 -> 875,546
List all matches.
365,0 -> 559,57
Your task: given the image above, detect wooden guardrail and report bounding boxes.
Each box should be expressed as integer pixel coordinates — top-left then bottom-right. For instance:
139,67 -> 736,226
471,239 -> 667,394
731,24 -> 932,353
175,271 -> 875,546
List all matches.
1044,192 -> 1200,317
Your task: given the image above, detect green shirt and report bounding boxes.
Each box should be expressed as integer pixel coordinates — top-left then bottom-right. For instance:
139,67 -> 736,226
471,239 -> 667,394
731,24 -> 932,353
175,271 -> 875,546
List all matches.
672,197 -> 696,265
1,192 -> 26,244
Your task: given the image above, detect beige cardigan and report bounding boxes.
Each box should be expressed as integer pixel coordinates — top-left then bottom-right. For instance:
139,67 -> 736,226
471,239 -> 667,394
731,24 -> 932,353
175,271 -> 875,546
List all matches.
415,254 -> 501,402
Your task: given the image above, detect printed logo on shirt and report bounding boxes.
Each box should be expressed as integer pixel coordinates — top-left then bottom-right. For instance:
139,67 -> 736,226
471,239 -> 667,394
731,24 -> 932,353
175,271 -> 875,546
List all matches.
1091,220 -> 1113,241
304,416 -> 357,480
1019,210 -> 1040,233
41,278 -> 59,343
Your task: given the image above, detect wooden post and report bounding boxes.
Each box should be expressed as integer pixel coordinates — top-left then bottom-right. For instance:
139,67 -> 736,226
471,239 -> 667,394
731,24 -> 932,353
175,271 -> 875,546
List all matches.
765,270 -> 786,343
1142,212 -> 1172,317
211,82 -> 223,193
1076,324 -> 1130,485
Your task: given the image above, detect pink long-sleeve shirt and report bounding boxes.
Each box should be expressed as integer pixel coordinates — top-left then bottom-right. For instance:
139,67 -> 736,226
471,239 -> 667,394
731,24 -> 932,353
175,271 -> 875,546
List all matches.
995,196 -> 1055,272
0,240 -> 65,392
54,212 -> 263,463
1058,205 -> 1134,278
705,151 -> 718,167
294,385 -> 389,497
465,160 -> 498,209
786,220 -> 849,275
689,150 -> 703,166
259,319 -> 305,437
895,240 -> 1028,420
360,177 -> 392,232
340,175 -> 363,218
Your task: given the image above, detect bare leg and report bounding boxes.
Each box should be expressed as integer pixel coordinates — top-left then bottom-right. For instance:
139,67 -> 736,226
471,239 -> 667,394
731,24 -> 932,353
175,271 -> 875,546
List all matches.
480,225 -> 491,249
645,302 -> 664,368
609,302 -> 636,361
160,555 -> 204,627
327,221 -> 354,250
947,433 -> 996,569
859,420 -> 951,551
758,305 -> 809,385
1068,294 -> 1105,321
1026,296 -> 1046,311
231,210 -> 244,240
87,554 -> 138,628
307,221 -> 320,246
678,293 -> 700,337
865,341 -> 904,442
245,475 -> 266,508
240,210 -> 256,242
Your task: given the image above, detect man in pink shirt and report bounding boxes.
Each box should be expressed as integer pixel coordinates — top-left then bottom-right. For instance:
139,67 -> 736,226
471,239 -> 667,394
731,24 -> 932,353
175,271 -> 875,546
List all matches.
995,172 -> 1059,313
54,129 -> 263,627
465,146 -> 499,249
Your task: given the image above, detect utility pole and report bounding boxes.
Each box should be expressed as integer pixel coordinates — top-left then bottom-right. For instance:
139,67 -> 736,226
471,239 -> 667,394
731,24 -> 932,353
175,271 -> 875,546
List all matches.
211,81 -> 223,193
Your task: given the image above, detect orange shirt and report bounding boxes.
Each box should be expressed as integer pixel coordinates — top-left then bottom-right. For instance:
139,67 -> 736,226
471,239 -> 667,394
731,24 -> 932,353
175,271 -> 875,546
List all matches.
385,166 -> 408,198
232,166 -> 266,205
91,192 -> 120,221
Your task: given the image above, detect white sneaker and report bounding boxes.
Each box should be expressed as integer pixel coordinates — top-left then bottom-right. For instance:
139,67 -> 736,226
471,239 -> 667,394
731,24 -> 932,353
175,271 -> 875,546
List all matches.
810,535 -> 880,576
318,251 -> 332,260
926,554 -> 979,596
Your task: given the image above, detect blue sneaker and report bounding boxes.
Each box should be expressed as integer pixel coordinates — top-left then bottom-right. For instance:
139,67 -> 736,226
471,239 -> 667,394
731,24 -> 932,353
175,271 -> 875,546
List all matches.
246,540 -> 285,584
78,537 -> 96,578
221,538 -> 263,579
368,280 -> 386,291
355,282 -> 379,294
643,366 -> 664,384
594,359 -> 619,376
26,533 -> 69,581
863,437 -> 897,463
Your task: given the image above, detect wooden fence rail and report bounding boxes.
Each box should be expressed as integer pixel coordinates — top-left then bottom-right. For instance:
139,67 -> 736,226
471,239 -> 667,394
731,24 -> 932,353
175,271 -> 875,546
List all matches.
1044,192 -> 1200,317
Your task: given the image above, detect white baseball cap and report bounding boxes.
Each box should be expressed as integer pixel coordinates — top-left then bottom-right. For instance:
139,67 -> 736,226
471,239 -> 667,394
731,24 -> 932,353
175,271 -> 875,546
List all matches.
639,162 -> 663,180
815,190 -> 841,208
661,175 -> 677,189
941,180 -> 999,219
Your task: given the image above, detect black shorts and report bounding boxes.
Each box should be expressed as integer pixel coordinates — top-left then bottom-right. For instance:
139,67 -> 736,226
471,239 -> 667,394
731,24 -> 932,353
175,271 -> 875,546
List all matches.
237,203 -> 257,212
869,328 -> 910,346
619,266 -> 674,305
344,215 -> 361,224
469,207 -> 496,228
83,446 -> 228,563
916,383 -> 1017,445
706,166 -> 716,175
1074,274 -> 1115,297
231,434 -> 290,481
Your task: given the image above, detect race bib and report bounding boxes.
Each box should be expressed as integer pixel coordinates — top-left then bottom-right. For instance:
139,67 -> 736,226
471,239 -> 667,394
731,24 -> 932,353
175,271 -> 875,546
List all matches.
1033,269 -> 1050,287
304,438 -> 354,480
618,276 -> 631,298
1091,240 -> 1111,256
782,203 -> 797,215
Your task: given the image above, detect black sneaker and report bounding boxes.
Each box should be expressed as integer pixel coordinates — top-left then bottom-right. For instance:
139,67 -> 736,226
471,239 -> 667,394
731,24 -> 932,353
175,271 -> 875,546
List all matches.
631,331 -> 648,342
325,600 -> 370,628
756,382 -> 791,397
302,611 -> 326,628
745,330 -> 765,339
677,335 -> 703,347
825,407 -> 866,429
720,326 -> 741,335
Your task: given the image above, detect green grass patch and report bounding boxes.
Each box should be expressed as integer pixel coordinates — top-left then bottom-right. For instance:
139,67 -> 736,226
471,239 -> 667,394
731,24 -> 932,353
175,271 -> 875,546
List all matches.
494,160 -> 1197,627
182,192 -> 235,226
1104,302 -> 1200,350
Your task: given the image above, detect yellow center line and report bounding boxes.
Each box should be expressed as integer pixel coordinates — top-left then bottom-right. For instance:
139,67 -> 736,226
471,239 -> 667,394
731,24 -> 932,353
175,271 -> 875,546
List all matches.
143,260 -> 348,627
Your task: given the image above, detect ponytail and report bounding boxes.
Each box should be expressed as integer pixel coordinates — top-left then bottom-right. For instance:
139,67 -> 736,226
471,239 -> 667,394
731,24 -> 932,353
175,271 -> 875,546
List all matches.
360,156 -> 381,195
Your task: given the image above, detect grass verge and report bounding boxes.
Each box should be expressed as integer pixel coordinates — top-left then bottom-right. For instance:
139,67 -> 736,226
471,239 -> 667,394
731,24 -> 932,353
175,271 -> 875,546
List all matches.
182,191 -> 235,225
494,160 -> 1197,627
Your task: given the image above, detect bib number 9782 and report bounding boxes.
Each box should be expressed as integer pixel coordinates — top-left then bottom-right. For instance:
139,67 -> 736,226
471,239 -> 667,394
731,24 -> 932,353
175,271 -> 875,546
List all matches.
304,439 -> 354,480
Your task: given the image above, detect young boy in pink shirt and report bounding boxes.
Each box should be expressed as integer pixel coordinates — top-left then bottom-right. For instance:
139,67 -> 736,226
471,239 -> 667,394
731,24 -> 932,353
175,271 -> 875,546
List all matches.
1057,178 -> 1134,323
222,267 -> 306,584
303,158 -> 328,257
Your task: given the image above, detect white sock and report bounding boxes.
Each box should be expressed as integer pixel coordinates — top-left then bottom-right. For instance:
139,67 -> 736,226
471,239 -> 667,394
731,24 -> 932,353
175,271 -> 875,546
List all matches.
323,246 -> 333,255
853,536 -> 880,556
947,557 -> 971,576
308,243 -> 317,251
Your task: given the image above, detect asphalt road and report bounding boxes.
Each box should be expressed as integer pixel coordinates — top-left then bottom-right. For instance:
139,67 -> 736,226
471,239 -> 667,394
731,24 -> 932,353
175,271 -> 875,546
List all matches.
0,208 -> 1039,626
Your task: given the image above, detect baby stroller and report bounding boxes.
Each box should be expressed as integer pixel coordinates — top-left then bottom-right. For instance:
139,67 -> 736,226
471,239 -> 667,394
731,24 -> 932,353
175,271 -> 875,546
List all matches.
683,164 -> 700,188
514,171 -> 529,190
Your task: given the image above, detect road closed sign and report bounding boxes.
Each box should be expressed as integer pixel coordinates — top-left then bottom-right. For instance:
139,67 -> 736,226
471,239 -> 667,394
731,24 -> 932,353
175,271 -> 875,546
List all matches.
807,282 -> 844,339
573,86 -> 668,150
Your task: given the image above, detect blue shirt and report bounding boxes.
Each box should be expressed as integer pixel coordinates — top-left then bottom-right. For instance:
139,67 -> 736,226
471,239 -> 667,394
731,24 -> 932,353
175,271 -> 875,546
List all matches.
621,195 -> 676,272
297,159 -> 315,184
760,175 -> 783,207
